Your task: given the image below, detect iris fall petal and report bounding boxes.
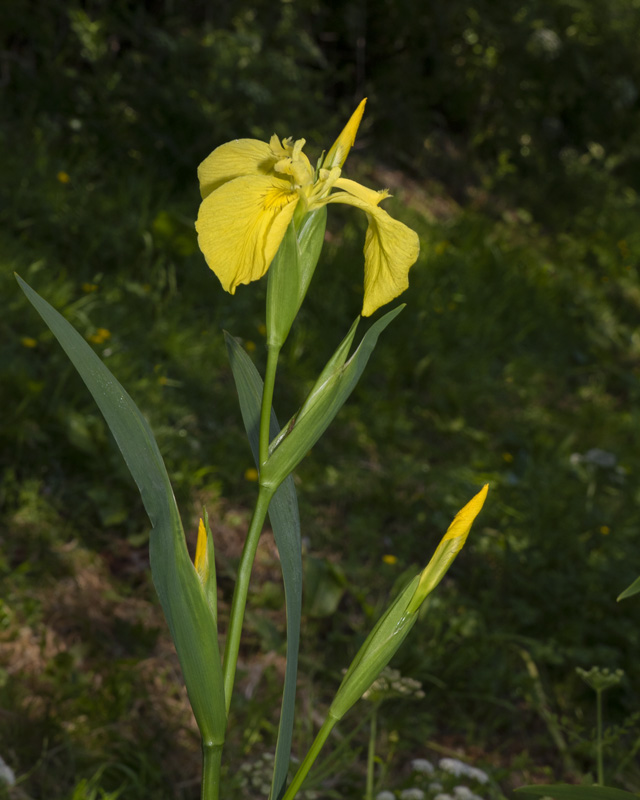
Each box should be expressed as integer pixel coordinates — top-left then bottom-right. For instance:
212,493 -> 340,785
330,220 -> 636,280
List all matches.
196,174 -> 299,293
327,192 -> 420,316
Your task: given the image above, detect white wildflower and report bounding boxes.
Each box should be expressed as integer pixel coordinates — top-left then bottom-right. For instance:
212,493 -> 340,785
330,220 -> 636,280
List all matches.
400,789 -> 425,800
584,448 -> 617,468
467,766 -> 489,784
0,756 -> 15,787
453,787 -> 474,799
529,28 -> 562,58
375,792 -> 396,800
410,758 -> 434,774
439,758 -> 466,777
429,782 -> 444,792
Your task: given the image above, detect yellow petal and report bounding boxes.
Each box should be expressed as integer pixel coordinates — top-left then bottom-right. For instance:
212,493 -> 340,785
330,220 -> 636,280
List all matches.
198,139 -> 276,199
326,191 -> 420,316
196,175 -> 299,293
324,99 -> 367,169
334,177 -> 389,207
407,484 -> 489,614
195,518 -> 208,583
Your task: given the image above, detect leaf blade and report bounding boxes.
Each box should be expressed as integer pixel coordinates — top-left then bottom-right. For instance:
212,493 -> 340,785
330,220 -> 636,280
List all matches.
17,275 -> 226,744
262,305 -> 404,490
516,784 -> 639,800
617,574 -> 640,601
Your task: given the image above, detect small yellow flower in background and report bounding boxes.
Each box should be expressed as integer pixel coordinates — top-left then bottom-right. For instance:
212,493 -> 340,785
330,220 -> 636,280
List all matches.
158,375 -> 169,386
502,452 -> 514,463
244,467 -> 259,482
600,525 -> 611,535
244,340 -> 256,353
382,554 -> 398,565
196,99 -> 420,317
57,171 -> 71,184
258,323 -> 267,337
434,240 -> 449,255
21,337 -> 38,348
82,283 -> 99,293
88,328 -> 111,344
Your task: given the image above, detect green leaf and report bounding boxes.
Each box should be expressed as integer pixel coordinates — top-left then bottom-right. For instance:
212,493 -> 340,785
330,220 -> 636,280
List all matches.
16,275 -> 226,745
261,305 -> 404,491
266,208 -> 327,349
618,574 -> 640,601
225,332 -> 302,800
329,573 -> 420,721
516,784 -> 639,799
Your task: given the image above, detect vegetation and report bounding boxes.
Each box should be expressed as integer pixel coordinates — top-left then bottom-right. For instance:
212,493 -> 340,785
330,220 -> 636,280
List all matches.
1,0 -> 640,798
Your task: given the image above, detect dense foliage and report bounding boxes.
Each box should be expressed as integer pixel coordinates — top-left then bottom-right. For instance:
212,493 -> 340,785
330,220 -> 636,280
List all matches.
1,1 -> 640,798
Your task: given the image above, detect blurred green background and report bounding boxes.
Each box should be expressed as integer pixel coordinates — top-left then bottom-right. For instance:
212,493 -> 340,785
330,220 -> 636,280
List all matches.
2,0 -> 640,797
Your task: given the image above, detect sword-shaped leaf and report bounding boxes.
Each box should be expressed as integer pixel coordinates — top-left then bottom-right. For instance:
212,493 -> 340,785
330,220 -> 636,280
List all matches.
16,275 -> 226,745
261,305 -> 404,492
617,574 -> 640,601
516,785 -> 638,800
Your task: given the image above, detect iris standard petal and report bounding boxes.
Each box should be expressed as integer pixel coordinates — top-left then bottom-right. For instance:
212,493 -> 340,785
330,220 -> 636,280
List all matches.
196,175 -> 299,293
326,191 -> 420,316
324,99 -> 367,169
198,139 -> 276,199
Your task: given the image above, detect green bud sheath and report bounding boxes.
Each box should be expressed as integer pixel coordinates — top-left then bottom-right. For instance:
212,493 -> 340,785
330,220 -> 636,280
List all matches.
266,207 -> 327,349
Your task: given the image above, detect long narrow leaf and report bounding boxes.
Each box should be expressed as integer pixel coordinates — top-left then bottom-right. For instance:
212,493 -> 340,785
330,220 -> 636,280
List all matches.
516,784 -> 638,800
225,332 -> 302,800
17,275 -> 226,744
262,305 -> 404,491
617,574 -> 640,601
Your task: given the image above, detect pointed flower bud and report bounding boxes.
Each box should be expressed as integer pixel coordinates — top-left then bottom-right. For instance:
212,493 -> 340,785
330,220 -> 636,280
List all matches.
328,485 -> 488,721
323,98 -> 367,169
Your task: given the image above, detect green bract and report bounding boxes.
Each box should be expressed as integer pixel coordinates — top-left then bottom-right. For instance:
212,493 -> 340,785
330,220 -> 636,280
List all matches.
260,306 -> 404,493
266,208 -> 327,349
330,484 -> 488,720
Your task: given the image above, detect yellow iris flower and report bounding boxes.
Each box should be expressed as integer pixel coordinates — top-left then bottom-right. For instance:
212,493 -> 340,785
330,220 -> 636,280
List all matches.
195,100 -> 420,317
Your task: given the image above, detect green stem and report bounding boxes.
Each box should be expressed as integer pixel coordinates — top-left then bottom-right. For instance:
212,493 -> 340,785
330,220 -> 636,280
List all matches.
365,707 -> 378,800
282,716 -> 338,800
222,485 -> 273,712
596,688 -> 604,784
201,743 -> 223,800
259,344 -> 280,467
222,339 -> 281,711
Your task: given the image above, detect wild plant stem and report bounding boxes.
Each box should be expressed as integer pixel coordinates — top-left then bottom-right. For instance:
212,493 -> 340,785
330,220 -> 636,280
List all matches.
260,344 -> 280,467
365,706 -> 378,800
282,716 -> 337,800
201,743 -> 223,800
596,688 -> 604,784
222,340 -> 281,711
221,485 -> 273,712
